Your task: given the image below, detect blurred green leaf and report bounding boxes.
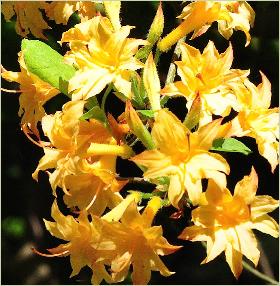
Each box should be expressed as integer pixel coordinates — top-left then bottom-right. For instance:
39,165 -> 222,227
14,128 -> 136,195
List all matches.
2,217 -> 26,238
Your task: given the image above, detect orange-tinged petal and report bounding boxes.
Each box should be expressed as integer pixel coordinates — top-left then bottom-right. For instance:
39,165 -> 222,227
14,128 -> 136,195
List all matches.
234,167 -> 258,204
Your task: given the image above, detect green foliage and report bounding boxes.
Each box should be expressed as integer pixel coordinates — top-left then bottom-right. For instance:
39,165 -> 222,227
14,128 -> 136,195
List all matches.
2,216 -> 26,238
21,39 -> 76,95
211,138 -> 252,155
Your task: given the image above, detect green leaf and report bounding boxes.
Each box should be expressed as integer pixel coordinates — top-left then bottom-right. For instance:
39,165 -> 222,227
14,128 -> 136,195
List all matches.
80,106 -> 108,125
137,110 -> 155,119
2,217 -> 26,238
85,96 -> 99,110
211,138 -> 252,155
21,39 -> 76,95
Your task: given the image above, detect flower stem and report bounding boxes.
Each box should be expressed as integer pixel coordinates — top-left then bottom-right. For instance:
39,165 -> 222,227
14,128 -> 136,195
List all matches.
101,83 -> 113,112
242,261 -> 278,285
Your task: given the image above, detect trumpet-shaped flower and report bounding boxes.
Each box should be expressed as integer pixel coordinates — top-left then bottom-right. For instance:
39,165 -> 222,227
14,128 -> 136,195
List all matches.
225,72 -> 279,172
45,1 -> 97,25
32,100 -> 132,215
1,52 -> 59,136
99,196 -> 182,284
158,1 -> 255,52
1,1 -> 50,39
131,109 -> 230,207
61,16 -> 147,100
161,41 -> 249,126
179,167 -> 279,278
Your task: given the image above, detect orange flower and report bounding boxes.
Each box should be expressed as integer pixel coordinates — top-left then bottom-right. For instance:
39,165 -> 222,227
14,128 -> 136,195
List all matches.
179,167 -> 279,278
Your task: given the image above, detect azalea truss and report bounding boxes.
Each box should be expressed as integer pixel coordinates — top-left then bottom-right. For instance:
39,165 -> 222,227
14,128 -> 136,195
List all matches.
2,1 -> 279,285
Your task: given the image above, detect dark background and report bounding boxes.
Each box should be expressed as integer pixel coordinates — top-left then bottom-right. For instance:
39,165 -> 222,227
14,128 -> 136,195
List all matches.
2,1 -> 279,284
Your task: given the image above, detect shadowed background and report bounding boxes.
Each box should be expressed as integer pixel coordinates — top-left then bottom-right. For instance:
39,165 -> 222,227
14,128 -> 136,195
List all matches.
2,2 -> 279,284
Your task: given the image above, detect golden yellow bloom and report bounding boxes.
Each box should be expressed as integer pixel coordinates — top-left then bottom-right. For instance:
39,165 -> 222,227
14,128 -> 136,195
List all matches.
61,16 -> 147,100
99,196 -> 182,284
32,100 -> 132,215
225,72 -> 279,172
1,52 -> 59,136
161,41 -> 249,126
158,1 -> 255,52
1,1 -> 50,39
42,200 -> 115,285
45,1 -> 97,25
131,109 -> 230,207
179,167 -> 279,278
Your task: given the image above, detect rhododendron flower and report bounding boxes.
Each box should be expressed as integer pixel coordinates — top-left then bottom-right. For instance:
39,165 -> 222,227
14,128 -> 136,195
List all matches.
45,1 -> 97,25
225,72 -> 279,172
131,109 -> 230,207
99,196 -> 182,284
158,1 -> 255,52
1,1 -> 50,39
161,41 -> 249,126
179,167 -> 279,278
42,200 -> 115,285
1,52 -> 59,136
32,100 -> 132,215
61,16 -> 147,100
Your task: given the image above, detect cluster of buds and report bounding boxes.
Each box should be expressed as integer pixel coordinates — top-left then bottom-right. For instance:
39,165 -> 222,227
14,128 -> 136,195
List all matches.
2,1 -> 279,284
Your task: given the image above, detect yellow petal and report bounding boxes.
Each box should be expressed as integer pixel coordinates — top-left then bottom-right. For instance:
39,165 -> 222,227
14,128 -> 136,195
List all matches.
250,195 -> 279,220
143,52 -> 161,110
225,244 -> 243,279
252,214 -> 279,238
103,1 -> 121,31
152,109 -> 189,156
235,225 -> 260,266
168,175 -> 185,209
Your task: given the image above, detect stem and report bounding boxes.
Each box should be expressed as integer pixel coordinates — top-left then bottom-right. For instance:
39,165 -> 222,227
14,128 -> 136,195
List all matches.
101,83 -> 113,112
242,261 -> 278,285
160,36 -> 186,106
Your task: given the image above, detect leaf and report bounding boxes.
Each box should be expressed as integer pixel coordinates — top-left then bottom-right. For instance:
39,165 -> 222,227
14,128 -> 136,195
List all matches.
79,106 -> 108,125
85,96 -> 99,110
211,138 -> 252,155
137,110 -> 155,119
21,39 -> 76,95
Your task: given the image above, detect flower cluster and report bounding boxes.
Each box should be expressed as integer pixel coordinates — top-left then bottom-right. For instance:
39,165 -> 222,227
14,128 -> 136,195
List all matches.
2,1 -> 279,284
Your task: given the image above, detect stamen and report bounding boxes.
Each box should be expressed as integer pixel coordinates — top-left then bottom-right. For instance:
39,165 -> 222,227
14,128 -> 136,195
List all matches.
22,124 -> 45,148
1,87 -> 29,93
31,247 -> 69,257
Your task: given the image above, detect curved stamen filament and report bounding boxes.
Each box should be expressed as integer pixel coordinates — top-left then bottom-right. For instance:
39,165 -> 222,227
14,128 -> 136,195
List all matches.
1,87 -> 30,93
31,247 -> 69,257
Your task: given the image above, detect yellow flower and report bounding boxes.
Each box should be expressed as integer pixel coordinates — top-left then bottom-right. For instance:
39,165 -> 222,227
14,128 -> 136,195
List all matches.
131,109 -> 230,207
42,200 -> 115,285
179,167 -> 279,278
1,1 -> 50,39
61,16 -> 147,100
45,1 -> 97,25
161,41 -> 249,126
158,1 -> 255,52
1,52 -> 59,136
32,100 -> 132,215
99,196 -> 182,284
225,72 -> 279,172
